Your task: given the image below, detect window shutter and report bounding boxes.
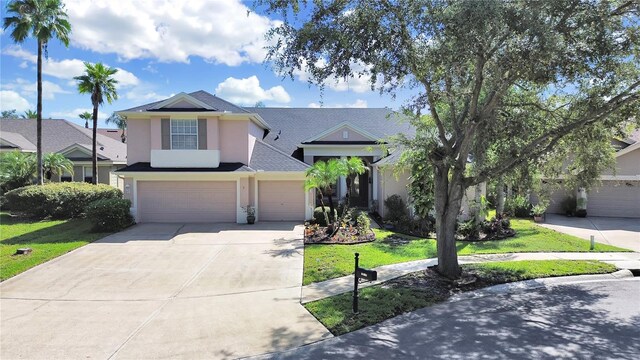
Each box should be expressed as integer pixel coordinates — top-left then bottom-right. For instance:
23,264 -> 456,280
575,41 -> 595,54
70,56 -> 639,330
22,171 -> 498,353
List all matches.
161,118 -> 170,149
198,118 -> 207,150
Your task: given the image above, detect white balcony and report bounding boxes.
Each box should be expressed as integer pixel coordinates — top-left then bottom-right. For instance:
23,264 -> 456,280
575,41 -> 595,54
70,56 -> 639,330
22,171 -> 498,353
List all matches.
151,149 -> 220,168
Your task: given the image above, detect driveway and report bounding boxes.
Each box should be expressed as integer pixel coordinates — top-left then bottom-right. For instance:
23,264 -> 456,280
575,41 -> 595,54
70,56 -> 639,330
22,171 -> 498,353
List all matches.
539,214 -> 640,252
0,223 -> 330,359
260,278 -> 640,359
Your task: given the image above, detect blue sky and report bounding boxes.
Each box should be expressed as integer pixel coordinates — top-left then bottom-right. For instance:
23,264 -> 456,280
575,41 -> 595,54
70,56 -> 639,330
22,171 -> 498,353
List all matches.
1,0 -> 410,128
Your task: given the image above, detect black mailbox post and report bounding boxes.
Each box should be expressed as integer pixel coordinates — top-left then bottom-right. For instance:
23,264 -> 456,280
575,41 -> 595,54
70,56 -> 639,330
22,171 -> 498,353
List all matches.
353,253 -> 378,314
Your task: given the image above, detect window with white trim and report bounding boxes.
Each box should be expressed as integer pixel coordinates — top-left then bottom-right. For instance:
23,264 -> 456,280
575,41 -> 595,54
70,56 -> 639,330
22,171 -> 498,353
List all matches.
83,166 -> 93,183
60,169 -> 73,182
171,119 -> 198,150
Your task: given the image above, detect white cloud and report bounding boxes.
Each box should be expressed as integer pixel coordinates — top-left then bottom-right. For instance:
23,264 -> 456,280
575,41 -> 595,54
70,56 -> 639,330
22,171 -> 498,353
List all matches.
124,88 -> 169,103
2,78 -> 70,100
0,91 -> 32,112
50,108 -> 108,122
293,59 -> 376,93
4,46 -> 139,87
63,0 -> 279,65
307,99 -> 368,108
215,76 -> 290,105
19,61 -> 28,69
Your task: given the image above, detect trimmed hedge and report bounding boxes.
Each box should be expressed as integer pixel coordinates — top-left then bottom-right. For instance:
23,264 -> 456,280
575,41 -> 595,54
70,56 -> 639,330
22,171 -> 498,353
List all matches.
85,198 -> 134,232
4,182 -> 123,219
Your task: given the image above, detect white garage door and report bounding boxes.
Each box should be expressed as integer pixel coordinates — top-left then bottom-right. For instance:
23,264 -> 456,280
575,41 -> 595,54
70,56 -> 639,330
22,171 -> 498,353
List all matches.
588,181 -> 640,218
258,181 -> 305,221
138,181 -> 237,222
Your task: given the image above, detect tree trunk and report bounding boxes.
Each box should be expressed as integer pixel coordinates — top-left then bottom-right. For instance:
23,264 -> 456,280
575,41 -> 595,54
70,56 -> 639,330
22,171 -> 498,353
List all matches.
327,188 -> 336,222
92,106 -> 98,185
434,164 -> 464,279
496,176 -> 505,215
36,40 -> 44,185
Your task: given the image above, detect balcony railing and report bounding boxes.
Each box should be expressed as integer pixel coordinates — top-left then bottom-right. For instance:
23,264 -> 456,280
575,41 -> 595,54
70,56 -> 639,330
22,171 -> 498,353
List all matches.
150,149 -> 220,168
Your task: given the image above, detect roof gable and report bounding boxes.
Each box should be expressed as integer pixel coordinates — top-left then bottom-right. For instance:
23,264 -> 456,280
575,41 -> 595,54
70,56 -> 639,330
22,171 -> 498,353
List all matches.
303,122 -> 379,143
148,92 -> 215,111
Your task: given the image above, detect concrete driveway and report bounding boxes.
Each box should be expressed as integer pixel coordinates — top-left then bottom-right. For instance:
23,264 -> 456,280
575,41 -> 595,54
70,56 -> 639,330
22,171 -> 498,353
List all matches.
0,223 -> 330,359
539,214 -> 640,252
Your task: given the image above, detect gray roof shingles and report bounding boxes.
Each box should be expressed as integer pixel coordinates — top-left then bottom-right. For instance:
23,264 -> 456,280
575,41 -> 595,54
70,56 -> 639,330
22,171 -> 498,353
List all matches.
244,107 -> 414,156
0,118 -> 126,162
119,90 -> 250,114
249,140 -> 309,172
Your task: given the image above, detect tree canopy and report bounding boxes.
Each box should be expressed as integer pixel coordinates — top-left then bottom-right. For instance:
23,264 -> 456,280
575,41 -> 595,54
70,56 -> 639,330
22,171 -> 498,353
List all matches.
261,0 -> 640,278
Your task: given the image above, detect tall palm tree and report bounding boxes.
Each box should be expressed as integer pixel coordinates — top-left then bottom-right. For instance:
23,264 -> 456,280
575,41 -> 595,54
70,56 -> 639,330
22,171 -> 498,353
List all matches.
3,0 -> 72,185
21,109 -> 37,119
74,62 -> 118,185
106,112 -> 127,143
304,158 -> 343,224
42,152 -> 73,180
78,111 -> 92,128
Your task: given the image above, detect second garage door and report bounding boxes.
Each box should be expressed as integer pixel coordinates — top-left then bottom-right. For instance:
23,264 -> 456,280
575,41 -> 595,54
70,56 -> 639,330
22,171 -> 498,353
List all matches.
587,180 -> 640,218
138,181 -> 237,223
258,181 -> 305,221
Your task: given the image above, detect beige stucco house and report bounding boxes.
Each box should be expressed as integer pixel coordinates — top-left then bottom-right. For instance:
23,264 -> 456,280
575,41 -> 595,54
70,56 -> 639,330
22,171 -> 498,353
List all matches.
116,90 -> 415,223
0,118 -> 126,187
544,135 -> 640,218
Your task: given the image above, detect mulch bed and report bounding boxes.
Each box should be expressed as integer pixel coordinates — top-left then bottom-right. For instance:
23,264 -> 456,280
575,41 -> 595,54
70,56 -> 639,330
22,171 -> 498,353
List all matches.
457,228 -> 517,242
304,226 -> 376,245
382,265 -> 503,298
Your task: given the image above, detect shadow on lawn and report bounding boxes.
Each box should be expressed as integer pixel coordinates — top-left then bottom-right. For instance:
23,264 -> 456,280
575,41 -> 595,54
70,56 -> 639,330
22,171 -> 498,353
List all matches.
273,284 -> 640,359
1,217 -> 95,246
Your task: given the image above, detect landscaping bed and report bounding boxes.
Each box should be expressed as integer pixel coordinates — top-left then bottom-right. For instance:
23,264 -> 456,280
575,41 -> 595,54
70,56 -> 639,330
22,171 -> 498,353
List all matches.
305,260 -> 618,335
305,225 -> 375,245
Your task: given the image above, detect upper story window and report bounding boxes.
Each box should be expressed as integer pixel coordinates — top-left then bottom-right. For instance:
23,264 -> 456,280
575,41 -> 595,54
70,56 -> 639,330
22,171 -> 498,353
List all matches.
171,119 -> 198,150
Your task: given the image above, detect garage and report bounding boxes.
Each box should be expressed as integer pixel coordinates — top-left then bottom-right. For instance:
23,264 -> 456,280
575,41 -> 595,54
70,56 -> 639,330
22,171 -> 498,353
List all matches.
137,181 -> 237,222
587,180 -> 640,218
258,181 -> 305,221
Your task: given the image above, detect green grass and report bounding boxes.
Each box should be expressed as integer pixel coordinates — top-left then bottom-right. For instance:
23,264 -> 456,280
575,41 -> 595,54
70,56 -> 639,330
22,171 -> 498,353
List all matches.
0,212 -> 110,281
305,260 -> 617,335
303,220 -> 628,285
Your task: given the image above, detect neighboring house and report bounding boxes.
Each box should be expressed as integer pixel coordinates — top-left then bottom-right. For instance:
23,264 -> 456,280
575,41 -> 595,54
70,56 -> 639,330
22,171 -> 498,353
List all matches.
544,131 -> 640,218
0,119 -> 127,187
97,128 -> 125,143
116,90 -> 417,223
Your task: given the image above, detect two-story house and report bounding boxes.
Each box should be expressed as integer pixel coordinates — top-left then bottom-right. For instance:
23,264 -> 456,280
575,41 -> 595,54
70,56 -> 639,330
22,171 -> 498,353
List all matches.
116,90 -> 415,223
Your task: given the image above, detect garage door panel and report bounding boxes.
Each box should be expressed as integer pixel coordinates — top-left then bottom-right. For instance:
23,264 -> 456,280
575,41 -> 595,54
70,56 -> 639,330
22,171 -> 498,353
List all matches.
588,181 -> 640,218
259,181 -> 304,221
138,181 -> 236,223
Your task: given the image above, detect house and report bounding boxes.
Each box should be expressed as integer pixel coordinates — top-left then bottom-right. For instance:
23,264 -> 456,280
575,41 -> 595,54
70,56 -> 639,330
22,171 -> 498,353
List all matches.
115,90 -> 416,223
544,130 -> 640,218
97,128 -> 125,143
0,118 -> 127,186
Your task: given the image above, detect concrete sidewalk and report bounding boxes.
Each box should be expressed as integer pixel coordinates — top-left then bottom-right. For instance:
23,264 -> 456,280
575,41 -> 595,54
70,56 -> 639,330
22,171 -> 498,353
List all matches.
301,252 -> 640,303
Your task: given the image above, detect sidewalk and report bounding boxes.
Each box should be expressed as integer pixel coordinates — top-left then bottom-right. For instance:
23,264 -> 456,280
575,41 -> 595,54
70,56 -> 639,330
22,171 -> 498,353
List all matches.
301,252 -> 640,303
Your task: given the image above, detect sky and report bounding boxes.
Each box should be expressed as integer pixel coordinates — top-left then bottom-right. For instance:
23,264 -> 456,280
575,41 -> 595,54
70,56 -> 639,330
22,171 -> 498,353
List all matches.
0,0 -> 411,129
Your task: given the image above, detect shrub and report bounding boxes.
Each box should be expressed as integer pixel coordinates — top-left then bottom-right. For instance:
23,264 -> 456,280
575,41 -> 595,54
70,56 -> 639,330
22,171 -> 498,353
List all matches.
457,219 -> 480,240
4,182 -> 123,219
85,198 -> 134,232
313,206 -> 337,226
355,211 -> 371,234
560,195 -> 577,216
504,195 -> 531,218
384,194 -> 407,222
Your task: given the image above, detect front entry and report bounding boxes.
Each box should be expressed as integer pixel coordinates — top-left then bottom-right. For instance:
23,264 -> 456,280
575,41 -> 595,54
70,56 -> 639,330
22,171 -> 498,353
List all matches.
350,170 -> 369,208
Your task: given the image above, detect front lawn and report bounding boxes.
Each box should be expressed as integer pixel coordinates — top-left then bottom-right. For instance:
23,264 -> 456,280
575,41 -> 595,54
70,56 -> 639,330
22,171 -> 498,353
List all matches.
305,260 -> 617,335
0,212 -> 110,281
303,219 -> 628,284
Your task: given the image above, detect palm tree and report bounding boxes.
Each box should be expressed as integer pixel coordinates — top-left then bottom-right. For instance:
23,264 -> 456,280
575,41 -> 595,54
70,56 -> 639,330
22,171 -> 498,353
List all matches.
21,109 -> 37,119
3,0 -> 72,185
304,158 -> 343,225
339,157 -> 368,217
74,62 -> 118,185
0,151 -> 36,192
42,152 -> 73,180
106,112 -> 127,143
78,111 -> 92,128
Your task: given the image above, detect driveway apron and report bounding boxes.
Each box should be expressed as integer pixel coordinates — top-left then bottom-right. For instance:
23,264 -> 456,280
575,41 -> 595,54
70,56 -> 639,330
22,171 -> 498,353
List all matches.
0,223 -> 330,359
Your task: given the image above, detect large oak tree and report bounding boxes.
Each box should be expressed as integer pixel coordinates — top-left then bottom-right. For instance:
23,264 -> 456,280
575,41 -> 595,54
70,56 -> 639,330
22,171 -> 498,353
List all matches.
260,0 -> 640,278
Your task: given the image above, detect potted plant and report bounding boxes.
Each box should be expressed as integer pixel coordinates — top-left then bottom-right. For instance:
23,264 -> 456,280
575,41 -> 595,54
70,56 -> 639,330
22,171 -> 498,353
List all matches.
243,205 -> 256,224
531,202 -> 548,223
